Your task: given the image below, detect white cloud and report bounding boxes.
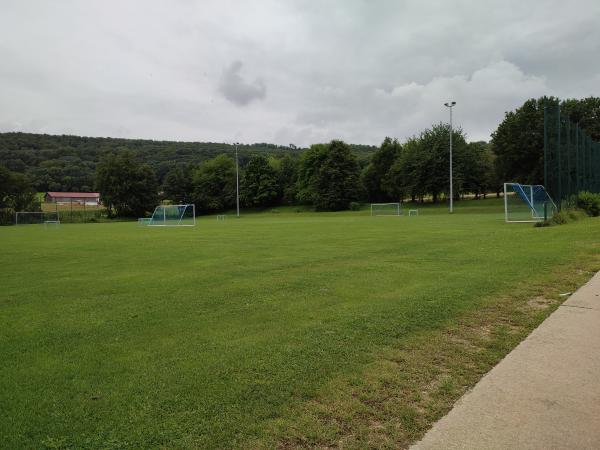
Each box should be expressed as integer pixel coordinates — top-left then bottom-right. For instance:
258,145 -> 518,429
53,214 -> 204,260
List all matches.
0,0 -> 598,146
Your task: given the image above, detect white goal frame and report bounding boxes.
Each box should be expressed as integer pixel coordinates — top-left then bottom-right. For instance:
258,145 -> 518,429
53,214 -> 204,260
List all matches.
15,211 -> 61,225
370,203 -> 401,216
503,183 -> 557,223
147,204 -> 196,227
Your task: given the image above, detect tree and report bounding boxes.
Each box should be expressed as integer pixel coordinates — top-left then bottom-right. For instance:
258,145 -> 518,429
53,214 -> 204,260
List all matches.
295,141 -> 361,210
191,154 -> 236,212
241,155 -> 280,207
0,165 -> 39,224
314,140 -> 361,210
277,154 -> 298,204
384,124 -> 470,203
95,151 -> 158,217
163,165 -> 194,203
459,141 -> 496,199
295,144 -> 329,205
491,97 -> 551,185
490,96 -> 600,185
362,137 -> 402,202
385,137 -> 423,202
561,97 -> 600,140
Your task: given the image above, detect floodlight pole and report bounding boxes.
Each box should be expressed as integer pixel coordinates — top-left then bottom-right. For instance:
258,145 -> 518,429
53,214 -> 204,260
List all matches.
444,101 -> 456,213
235,142 -> 240,217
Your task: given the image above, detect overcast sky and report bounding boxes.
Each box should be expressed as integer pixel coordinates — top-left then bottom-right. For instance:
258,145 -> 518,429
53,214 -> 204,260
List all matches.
1,0 -> 599,147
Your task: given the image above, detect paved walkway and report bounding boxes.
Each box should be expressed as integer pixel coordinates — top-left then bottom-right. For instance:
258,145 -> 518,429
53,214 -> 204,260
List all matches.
412,272 -> 600,450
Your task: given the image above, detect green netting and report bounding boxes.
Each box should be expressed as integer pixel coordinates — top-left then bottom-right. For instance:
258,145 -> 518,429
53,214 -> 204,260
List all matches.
544,102 -> 600,205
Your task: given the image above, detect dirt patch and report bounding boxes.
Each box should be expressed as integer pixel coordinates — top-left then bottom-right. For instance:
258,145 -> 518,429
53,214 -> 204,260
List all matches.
527,295 -> 555,310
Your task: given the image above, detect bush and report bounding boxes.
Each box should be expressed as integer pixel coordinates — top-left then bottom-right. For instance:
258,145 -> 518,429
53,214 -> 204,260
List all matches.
535,208 -> 586,227
0,208 -> 14,226
349,202 -> 361,211
576,191 -> 600,216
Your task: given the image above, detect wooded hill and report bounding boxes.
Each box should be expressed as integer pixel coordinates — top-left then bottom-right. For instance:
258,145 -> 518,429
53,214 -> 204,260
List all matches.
0,132 -> 377,192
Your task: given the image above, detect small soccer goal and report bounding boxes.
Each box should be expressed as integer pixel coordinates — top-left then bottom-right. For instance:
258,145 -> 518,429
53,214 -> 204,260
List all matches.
15,211 -> 60,225
408,209 -> 419,216
146,204 -> 196,227
370,203 -> 402,216
504,183 -> 557,223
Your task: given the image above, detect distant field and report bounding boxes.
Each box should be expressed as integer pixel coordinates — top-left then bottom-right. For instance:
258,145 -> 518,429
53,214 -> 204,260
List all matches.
1,198 -> 599,449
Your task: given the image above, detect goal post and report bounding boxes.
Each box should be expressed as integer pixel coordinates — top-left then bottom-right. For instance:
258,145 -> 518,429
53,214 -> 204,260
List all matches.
15,211 -> 60,225
146,204 -> 196,227
370,203 -> 402,216
504,183 -> 557,223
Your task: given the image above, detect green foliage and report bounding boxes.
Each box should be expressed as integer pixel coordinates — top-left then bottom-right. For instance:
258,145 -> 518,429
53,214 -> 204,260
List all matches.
0,132 -> 309,192
362,137 -> 401,202
191,154 -> 236,212
297,140 -> 362,211
491,97 -> 550,185
576,191 -> 600,216
277,154 -> 298,205
492,96 -> 600,185
561,97 -> 600,141
386,123 -> 470,202
314,140 -> 361,210
459,142 -> 497,198
95,151 -> 158,217
241,155 -> 280,207
535,208 -> 586,227
0,164 -> 39,224
295,143 -> 329,205
162,165 -> 194,204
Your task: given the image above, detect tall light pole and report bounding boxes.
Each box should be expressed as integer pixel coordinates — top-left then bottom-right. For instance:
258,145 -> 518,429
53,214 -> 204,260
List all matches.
234,142 -> 240,217
444,101 -> 456,213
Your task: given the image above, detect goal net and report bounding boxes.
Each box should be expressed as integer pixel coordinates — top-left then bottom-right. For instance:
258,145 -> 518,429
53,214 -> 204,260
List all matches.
15,211 -> 60,225
371,203 -> 401,216
504,183 -> 557,223
147,204 -> 196,227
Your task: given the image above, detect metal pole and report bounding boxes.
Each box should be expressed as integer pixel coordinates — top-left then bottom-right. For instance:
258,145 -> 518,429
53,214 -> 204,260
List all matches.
450,107 -> 453,213
444,101 -> 456,213
235,143 -> 240,217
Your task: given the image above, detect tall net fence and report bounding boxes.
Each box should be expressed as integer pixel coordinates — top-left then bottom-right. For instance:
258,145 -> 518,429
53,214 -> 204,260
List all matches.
544,101 -> 600,205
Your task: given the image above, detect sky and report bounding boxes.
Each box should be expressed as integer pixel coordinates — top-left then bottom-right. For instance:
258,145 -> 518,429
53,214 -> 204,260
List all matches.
1,0 -> 599,147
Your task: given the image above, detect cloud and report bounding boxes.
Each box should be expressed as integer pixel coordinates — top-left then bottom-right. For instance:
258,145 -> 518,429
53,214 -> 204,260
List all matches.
0,0 -> 598,146
218,61 -> 266,106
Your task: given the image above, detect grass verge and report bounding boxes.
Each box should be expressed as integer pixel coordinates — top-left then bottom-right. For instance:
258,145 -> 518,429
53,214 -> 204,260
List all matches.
250,247 -> 600,449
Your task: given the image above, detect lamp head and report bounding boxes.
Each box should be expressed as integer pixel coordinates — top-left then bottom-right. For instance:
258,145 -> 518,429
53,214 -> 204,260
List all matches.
444,101 -> 456,107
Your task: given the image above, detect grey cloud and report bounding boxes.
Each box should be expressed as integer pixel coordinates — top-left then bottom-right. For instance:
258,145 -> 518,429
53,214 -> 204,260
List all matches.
218,61 -> 266,106
0,0 -> 599,146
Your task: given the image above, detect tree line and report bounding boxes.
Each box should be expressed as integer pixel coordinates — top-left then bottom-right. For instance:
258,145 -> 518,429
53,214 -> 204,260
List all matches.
0,132 -> 375,192
2,96 -> 599,222
92,123 -> 496,217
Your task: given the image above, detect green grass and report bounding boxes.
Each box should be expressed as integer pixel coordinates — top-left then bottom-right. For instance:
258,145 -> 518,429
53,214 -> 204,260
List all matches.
1,198 -> 599,449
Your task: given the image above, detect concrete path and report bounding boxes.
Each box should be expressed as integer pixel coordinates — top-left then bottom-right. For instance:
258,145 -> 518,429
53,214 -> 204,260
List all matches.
412,272 -> 600,450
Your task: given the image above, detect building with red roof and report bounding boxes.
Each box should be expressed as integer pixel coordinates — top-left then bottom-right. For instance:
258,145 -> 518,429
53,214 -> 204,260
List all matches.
44,192 -> 101,206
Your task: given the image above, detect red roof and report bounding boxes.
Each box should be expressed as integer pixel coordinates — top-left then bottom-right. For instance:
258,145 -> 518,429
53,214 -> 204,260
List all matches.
46,192 -> 100,198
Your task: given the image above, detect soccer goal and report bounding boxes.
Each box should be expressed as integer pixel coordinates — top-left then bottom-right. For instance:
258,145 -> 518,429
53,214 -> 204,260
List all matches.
370,203 -> 402,216
15,211 -> 60,225
147,204 -> 196,227
504,183 -> 557,223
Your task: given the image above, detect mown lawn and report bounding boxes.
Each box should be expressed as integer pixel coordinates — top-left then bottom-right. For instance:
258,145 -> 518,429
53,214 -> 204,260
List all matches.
1,199 -> 599,449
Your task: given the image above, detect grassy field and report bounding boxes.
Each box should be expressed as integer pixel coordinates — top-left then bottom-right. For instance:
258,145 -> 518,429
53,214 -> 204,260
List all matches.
1,198 -> 599,449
